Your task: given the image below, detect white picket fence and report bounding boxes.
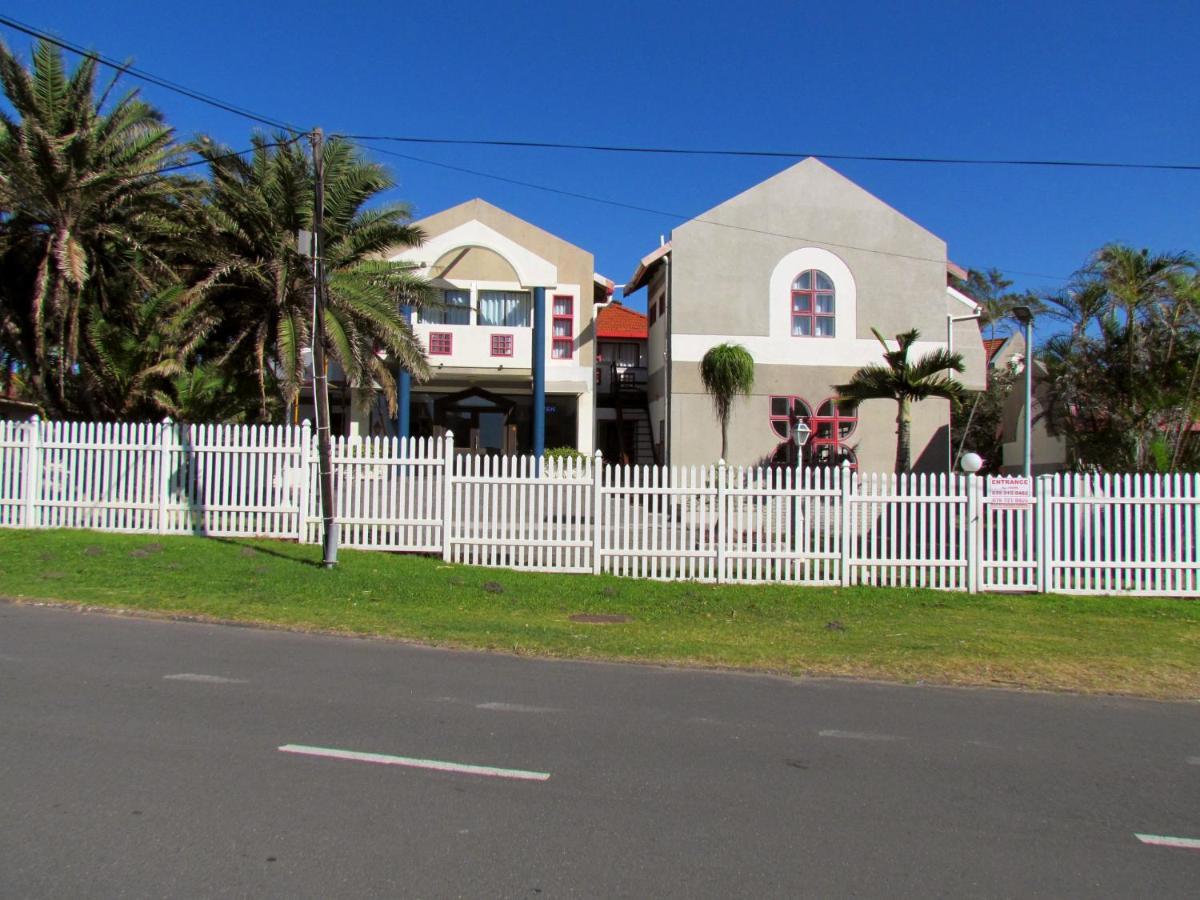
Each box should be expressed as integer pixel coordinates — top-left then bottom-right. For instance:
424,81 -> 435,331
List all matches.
2,417 -> 1198,596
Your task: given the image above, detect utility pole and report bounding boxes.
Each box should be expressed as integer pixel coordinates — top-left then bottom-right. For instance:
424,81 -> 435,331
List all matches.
310,127 -> 338,567
1013,306 -> 1035,479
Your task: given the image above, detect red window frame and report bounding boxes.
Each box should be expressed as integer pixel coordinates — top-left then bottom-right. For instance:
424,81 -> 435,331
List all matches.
810,398 -> 858,466
791,269 -> 836,338
490,333 -> 513,357
428,332 -> 453,355
552,294 -> 574,359
768,394 -> 857,468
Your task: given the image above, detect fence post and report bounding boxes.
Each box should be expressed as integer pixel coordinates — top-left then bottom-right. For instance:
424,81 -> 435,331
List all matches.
22,415 -> 40,529
1035,474 -> 1051,593
296,419 -> 312,543
591,449 -> 603,576
441,431 -> 455,562
157,417 -> 172,534
839,460 -> 852,587
715,459 -> 726,584
966,473 -> 981,594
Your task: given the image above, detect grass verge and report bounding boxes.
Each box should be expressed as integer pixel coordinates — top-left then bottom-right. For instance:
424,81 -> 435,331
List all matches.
0,528 -> 1196,700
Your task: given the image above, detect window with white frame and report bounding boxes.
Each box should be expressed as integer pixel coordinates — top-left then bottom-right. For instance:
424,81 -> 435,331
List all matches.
478,290 -> 531,327
552,295 -> 573,359
421,289 -> 471,325
791,270 -> 836,337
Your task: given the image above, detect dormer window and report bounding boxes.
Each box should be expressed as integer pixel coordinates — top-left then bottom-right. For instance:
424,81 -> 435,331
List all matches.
791,270 -> 835,337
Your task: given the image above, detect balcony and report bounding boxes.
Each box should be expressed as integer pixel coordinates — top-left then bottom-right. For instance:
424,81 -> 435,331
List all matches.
596,362 -> 648,399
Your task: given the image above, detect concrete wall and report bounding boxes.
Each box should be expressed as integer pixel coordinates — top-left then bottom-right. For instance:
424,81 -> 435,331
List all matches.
669,361 -> 948,472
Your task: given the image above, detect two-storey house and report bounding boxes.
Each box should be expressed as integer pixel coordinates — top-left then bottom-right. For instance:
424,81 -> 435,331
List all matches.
624,158 -> 987,472
367,199 -> 603,455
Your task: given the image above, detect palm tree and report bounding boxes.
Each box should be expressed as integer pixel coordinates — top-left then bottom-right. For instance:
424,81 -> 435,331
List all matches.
190,134 -> 431,420
954,267 -> 1044,339
0,40 -> 191,412
837,328 -> 964,474
699,343 -> 755,461
1040,246 -> 1197,470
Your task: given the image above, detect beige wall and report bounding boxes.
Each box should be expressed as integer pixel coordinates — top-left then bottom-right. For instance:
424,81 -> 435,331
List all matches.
669,361 -> 949,472
432,245 -> 520,282
671,159 -> 949,340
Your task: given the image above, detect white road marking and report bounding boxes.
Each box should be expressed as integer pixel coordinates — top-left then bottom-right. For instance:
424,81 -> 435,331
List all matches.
1135,833 -> 1200,850
476,702 -> 559,713
818,729 -> 903,742
278,744 -> 551,782
1187,756 -> 1200,766
163,673 -> 248,684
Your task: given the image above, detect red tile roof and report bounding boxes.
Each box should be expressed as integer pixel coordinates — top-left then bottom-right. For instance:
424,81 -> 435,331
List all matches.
596,302 -> 648,339
983,337 -> 1007,364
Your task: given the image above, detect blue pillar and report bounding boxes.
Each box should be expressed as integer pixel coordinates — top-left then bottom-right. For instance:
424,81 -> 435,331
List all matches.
397,304 -> 412,438
532,286 -> 546,458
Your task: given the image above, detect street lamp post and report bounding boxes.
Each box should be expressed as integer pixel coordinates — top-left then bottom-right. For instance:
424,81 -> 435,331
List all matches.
792,418 -> 812,470
1012,306 -> 1035,478
947,310 -> 982,474
791,418 -> 812,552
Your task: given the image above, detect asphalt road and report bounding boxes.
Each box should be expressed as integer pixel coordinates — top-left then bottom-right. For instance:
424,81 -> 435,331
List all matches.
1,601 -> 1197,898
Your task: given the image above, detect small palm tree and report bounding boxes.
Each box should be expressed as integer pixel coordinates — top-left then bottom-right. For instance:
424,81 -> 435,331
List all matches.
78,286 -> 209,419
191,134 -> 432,420
837,329 -> 964,474
699,343 -> 755,461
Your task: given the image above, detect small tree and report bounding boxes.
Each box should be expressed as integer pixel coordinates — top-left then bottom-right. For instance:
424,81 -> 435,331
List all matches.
837,328 -> 964,474
699,343 -> 755,461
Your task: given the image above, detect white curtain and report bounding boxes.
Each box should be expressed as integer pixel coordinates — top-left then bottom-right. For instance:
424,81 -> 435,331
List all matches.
478,291 -> 531,327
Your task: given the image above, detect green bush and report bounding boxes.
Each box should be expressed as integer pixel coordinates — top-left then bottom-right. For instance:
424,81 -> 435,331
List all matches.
544,446 -> 585,461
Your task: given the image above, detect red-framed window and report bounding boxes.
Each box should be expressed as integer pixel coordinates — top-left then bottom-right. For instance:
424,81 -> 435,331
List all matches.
810,398 -> 857,466
490,333 -> 513,357
769,395 -> 813,442
768,394 -> 857,468
428,332 -> 453,355
552,295 -> 574,359
791,270 -> 835,337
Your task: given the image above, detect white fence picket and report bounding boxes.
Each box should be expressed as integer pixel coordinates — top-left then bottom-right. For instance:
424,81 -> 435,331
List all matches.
1,417 -> 1198,596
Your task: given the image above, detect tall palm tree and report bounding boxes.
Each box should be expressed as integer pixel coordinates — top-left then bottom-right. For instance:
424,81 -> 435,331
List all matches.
0,40 -> 191,412
699,343 -> 755,461
1041,246 -> 1197,471
954,267 -> 1044,339
837,328 -> 964,474
191,134 -> 431,420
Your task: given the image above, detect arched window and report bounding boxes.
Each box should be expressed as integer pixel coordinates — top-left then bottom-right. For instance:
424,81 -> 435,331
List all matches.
791,270 -> 835,337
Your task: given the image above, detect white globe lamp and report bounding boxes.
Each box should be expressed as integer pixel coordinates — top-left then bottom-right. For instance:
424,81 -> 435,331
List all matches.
960,452 -> 983,474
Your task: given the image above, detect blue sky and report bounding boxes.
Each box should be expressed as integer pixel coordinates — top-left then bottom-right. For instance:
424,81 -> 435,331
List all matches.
2,1 -> 1197,311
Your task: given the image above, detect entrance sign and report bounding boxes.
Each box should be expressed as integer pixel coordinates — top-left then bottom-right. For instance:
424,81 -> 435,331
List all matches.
989,476 -> 1034,509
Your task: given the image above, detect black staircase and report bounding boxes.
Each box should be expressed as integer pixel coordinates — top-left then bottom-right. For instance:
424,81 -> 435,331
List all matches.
612,366 -> 659,467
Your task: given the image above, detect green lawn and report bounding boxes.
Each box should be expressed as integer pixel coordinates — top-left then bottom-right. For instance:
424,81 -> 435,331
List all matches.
1,528 -> 1197,700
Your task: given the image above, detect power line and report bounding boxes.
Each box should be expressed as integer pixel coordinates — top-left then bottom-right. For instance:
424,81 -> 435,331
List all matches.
361,143 -> 1070,283
155,136 -> 307,175
344,134 -> 1200,174
0,15 -> 1077,281
0,14 -> 301,134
